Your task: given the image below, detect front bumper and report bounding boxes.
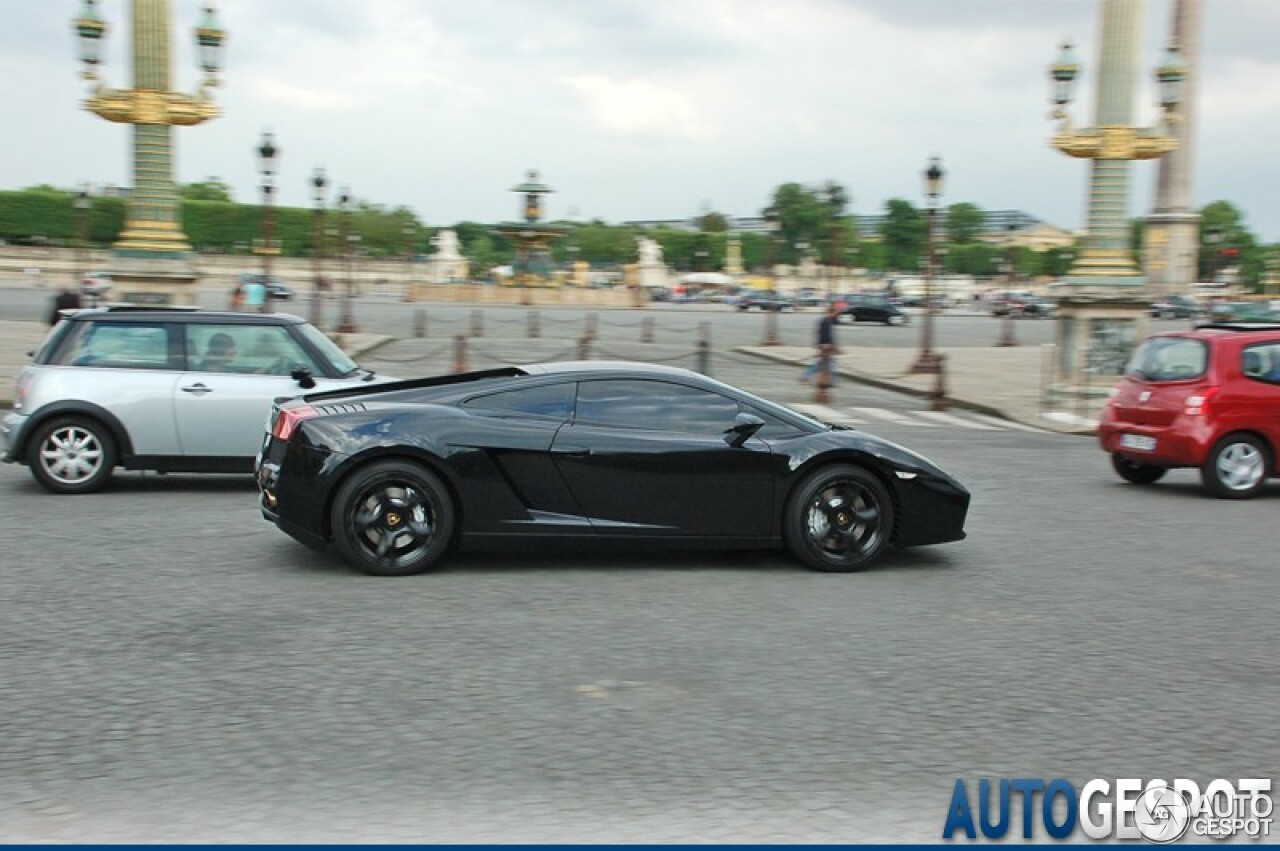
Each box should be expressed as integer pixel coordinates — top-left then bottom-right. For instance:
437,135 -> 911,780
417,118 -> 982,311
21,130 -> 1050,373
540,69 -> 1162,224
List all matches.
894,473 -> 970,547
1,411 -> 29,463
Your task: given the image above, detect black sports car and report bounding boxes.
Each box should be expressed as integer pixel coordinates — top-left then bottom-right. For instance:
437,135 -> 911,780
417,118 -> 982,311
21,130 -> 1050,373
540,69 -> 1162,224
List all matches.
256,362 -> 969,576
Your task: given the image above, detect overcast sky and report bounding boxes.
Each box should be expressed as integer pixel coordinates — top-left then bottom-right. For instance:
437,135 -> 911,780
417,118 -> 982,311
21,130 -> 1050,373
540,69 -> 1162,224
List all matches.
3,0 -> 1279,238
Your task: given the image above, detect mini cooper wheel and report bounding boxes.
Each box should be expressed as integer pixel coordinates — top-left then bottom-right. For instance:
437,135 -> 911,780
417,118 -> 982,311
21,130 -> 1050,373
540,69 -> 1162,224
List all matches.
27,416 -> 117,494
1202,434 -> 1270,499
331,460 -> 455,576
786,464 -> 894,572
1111,454 -> 1167,485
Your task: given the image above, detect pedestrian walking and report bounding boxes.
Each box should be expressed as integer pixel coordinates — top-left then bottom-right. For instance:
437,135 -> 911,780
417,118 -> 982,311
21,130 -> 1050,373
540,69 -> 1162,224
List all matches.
228,284 -> 245,311
48,285 -> 82,326
800,302 -> 841,385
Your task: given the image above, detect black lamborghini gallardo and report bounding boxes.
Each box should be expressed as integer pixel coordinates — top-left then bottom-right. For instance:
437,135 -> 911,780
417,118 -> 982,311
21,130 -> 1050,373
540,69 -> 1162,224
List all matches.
256,362 -> 969,576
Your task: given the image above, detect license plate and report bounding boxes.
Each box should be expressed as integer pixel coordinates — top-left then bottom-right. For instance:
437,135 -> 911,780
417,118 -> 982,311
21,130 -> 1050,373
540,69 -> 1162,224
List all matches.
1119,434 -> 1156,452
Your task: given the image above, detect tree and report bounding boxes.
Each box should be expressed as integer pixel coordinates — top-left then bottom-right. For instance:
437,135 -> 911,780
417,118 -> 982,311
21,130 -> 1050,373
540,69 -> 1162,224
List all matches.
179,178 -> 234,202
879,199 -> 925,272
1198,200 -> 1256,285
944,203 -> 984,244
822,180 -> 850,268
697,211 -> 729,232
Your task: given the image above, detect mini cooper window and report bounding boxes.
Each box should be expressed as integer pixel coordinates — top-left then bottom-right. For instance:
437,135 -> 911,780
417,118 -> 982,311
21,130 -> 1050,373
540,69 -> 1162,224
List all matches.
1125,337 -> 1208,382
51,321 -> 176,370
463,383 -> 575,419
187,324 -> 322,375
1241,343 -> 1280,384
575,379 -> 740,433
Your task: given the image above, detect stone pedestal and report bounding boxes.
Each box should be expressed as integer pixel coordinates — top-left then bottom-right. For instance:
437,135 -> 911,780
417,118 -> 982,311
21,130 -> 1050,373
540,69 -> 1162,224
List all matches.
108,252 -> 200,306
1049,294 -> 1150,414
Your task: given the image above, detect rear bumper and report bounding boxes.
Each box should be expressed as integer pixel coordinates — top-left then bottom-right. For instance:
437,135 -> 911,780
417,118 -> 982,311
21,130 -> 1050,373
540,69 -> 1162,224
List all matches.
1097,412 -> 1214,467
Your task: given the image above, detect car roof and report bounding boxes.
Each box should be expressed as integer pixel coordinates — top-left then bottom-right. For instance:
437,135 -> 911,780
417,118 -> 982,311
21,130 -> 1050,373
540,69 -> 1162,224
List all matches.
522,360 -> 703,379
66,307 -> 306,325
1156,323 -> 1280,343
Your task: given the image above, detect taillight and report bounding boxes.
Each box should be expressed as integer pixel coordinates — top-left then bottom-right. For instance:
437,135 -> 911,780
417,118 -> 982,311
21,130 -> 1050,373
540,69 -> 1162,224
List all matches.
13,373 -> 28,412
1184,387 -> 1218,416
272,404 -> 319,441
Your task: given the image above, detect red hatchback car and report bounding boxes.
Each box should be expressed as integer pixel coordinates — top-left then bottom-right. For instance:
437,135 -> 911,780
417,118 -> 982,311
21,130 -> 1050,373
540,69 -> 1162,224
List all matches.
1098,323 -> 1280,498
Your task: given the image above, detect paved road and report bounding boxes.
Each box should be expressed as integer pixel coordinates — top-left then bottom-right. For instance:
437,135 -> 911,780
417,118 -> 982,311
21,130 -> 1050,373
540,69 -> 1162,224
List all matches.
1,356 -> 1275,841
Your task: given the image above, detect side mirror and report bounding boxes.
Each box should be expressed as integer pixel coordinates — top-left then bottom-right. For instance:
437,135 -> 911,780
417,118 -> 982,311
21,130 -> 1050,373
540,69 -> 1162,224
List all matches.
723,412 -> 765,448
290,366 -> 316,389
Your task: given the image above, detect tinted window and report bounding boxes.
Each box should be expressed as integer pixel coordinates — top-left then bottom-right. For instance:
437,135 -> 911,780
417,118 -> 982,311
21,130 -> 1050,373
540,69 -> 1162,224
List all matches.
463,383 -> 575,419
1125,338 -> 1207,381
187,324 -> 321,375
576,379 -> 740,432
1241,342 -> 1280,384
50,321 -> 176,370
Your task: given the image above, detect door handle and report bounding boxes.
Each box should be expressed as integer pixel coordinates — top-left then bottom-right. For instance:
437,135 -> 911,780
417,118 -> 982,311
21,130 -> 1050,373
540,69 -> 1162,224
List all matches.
181,383 -> 212,395
552,445 -> 591,457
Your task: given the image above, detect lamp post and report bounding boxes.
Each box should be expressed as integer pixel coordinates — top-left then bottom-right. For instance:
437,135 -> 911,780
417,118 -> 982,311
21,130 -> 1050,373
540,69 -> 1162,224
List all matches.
73,187 -> 91,296
910,157 -> 945,374
309,167 -> 327,326
256,129 -> 279,313
403,220 -> 416,301
336,188 -> 358,333
998,222 -> 1019,346
73,1 -> 226,304
763,206 -> 780,289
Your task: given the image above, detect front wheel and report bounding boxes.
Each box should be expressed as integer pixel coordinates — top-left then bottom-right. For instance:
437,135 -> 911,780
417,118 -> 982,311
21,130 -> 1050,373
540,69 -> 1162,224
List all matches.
1111,454 -> 1167,485
27,416 -> 117,494
1201,434 -> 1270,499
785,464 -> 894,572
330,460 -> 455,575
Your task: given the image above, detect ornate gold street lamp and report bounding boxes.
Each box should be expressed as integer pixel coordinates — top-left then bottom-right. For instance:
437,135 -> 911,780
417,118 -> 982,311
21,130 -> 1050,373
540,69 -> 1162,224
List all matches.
910,157 -> 945,375
73,0 -> 225,305
309,167 -> 328,327
256,130 -> 279,314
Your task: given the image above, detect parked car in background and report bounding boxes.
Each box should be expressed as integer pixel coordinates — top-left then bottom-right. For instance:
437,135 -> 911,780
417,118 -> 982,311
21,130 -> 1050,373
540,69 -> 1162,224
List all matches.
1,308 -> 388,494
735,290 -> 794,312
794,288 -> 826,308
1149,294 -> 1202,320
1098,322 -> 1280,498
238,273 -> 295,301
835,293 -> 908,326
256,361 -> 970,576
1005,293 -> 1057,318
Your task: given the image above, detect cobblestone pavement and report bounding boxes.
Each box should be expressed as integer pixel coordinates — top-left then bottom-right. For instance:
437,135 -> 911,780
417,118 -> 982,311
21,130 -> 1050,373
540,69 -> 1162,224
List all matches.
1,355 -> 1277,841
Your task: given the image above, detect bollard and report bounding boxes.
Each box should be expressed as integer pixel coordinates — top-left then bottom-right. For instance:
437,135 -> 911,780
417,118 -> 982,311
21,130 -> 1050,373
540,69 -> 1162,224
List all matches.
413,308 -> 426,339
452,333 -> 469,374
761,309 -> 781,346
641,316 -> 655,344
997,312 -> 1018,347
814,345 -> 833,404
528,309 -> 540,339
471,309 -> 484,338
585,312 -> 598,339
929,354 -> 949,411
698,321 -> 711,344
696,339 -> 711,376
577,333 -> 593,360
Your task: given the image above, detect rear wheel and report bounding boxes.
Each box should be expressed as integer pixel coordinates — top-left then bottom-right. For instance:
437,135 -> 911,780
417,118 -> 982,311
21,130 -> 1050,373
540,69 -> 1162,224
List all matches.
785,464 -> 894,572
27,416 -> 117,494
1111,454 -> 1167,485
330,460 -> 455,575
1202,434 -> 1269,499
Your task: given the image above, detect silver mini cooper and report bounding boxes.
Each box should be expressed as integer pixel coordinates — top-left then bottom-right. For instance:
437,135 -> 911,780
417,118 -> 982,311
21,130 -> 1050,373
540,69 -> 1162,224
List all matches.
2,308 -> 387,494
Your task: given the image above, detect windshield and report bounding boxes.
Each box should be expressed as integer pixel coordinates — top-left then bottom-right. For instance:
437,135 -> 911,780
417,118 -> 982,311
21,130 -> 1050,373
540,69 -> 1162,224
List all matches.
296,322 -> 360,376
1125,337 -> 1208,382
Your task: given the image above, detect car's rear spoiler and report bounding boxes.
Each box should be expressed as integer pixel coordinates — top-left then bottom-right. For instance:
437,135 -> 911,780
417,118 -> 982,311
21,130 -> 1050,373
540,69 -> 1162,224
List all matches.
300,366 -> 528,403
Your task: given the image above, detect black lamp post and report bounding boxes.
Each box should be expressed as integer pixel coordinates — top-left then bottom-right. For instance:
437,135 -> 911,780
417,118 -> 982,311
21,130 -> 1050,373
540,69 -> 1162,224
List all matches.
73,187 -> 91,300
910,156 -> 945,374
763,206 -> 780,288
256,129 -> 279,313
403,220 -> 416,299
309,167 -> 327,326
336,188 -> 358,333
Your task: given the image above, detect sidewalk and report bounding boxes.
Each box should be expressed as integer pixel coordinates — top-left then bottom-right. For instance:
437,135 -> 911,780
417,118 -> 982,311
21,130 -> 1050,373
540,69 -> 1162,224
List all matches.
738,344 -> 1096,434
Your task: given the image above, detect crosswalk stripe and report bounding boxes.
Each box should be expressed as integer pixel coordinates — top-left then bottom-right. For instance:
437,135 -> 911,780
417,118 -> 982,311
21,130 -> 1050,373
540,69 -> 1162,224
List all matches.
847,406 -> 936,426
965,412 -> 1051,433
911,410 -> 1001,430
790,403 -> 867,425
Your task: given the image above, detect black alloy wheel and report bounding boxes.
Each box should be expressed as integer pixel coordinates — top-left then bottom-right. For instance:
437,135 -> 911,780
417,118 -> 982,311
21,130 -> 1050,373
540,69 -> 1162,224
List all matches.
1111,453 -> 1167,485
786,464 -> 894,572
330,460 -> 455,575
27,415 -> 117,494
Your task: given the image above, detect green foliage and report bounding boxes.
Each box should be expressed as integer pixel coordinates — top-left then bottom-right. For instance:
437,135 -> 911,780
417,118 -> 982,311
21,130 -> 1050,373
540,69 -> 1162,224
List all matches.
179,178 -> 234,202
879,198 -> 925,272
765,180 -> 852,265
944,203 -> 984,244
697,211 -> 729,233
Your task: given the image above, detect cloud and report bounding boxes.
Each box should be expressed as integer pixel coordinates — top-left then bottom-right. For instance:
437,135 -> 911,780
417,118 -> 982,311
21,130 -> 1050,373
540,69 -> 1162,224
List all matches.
251,78 -> 359,112
565,75 -> 712,142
